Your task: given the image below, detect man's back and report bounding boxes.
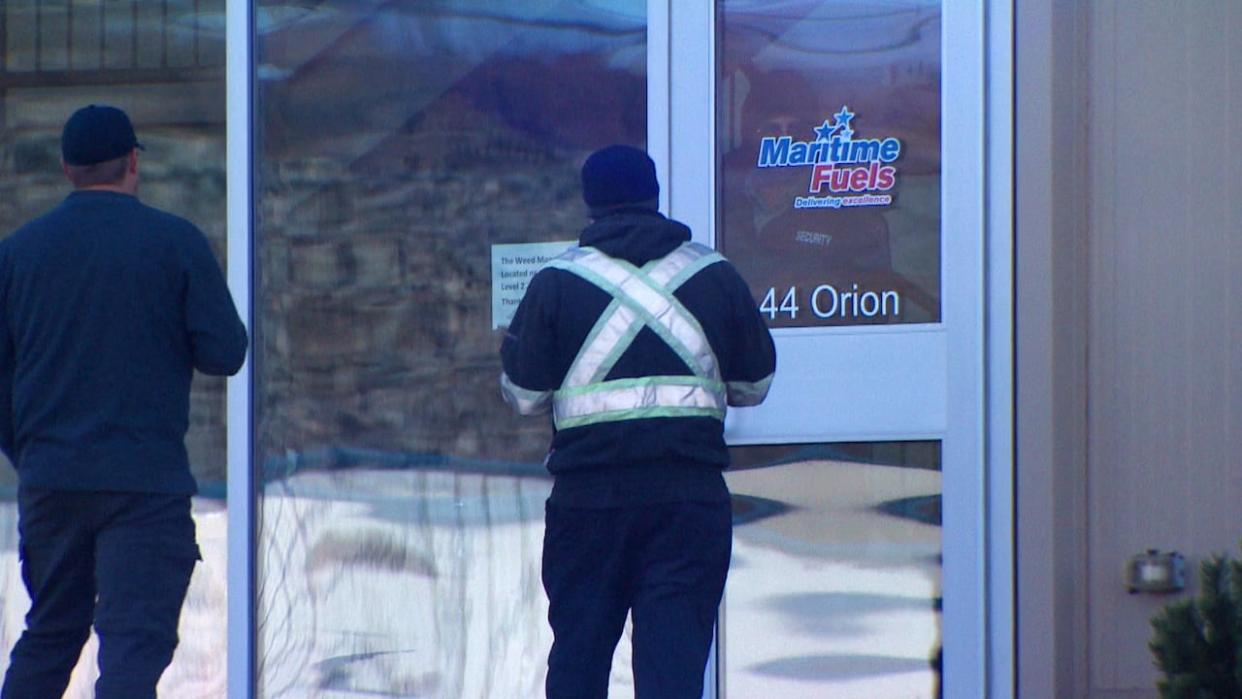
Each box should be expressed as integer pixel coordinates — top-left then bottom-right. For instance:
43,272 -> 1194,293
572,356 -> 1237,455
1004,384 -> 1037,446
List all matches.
500,144 -> 776,698
0,190 -> 247,494
1,102 -> 247,699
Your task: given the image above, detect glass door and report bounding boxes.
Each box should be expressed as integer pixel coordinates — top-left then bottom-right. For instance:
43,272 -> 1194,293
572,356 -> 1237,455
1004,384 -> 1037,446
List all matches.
651,1 -> 1003,696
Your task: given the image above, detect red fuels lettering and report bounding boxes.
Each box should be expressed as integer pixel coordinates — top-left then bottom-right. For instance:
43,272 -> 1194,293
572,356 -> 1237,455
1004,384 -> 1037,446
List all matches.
807,163 -> 898,194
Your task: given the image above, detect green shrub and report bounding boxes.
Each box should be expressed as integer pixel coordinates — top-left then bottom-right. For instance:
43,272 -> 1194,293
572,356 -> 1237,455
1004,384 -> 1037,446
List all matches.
1149,547 -> 1242,698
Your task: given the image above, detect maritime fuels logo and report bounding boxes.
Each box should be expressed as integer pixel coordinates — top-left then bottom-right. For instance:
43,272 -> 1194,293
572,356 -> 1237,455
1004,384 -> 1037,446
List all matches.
755,105 -> 901,210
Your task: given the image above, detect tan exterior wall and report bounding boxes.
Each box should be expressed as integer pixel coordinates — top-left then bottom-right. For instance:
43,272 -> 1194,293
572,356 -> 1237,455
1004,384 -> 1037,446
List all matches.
1018,2 -> 1242,697
1016,0 -> 1090,695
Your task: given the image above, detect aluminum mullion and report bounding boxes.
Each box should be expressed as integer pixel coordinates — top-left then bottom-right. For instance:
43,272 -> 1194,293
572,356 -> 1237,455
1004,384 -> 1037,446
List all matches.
225,0 -> 254,696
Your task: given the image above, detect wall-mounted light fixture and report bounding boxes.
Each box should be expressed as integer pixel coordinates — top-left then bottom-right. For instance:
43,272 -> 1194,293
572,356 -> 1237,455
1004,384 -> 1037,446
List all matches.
1124,550 -> 1186,594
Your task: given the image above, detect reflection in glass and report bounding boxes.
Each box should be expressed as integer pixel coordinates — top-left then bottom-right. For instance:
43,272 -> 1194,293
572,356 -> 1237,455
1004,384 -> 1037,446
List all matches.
723,443 -> 942,698
717,1 -> 942,327
253,2 -> 646,695
0,1 -> 228,694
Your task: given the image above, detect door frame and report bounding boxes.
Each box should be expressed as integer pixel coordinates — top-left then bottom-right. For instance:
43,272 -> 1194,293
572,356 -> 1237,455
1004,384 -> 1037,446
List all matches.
647,1 -> 1015,696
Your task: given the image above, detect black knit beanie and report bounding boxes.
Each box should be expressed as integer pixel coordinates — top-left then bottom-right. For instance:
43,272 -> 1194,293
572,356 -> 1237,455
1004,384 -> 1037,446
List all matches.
580,145 -> 659,216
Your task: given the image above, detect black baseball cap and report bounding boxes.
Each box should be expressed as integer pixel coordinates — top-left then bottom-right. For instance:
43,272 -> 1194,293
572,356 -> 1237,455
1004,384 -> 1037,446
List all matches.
61,105 -> 144,166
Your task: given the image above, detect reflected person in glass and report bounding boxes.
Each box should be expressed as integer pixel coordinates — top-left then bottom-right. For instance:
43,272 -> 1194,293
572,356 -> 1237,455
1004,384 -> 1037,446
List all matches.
0,105 -> 248,699
501,145 -> 776,698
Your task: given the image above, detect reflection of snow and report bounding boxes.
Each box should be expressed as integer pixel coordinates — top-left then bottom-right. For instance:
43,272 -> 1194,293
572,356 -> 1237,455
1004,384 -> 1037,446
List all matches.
0,498 -> 228,698
256,470 -> 555,698
3,456 -> 940,698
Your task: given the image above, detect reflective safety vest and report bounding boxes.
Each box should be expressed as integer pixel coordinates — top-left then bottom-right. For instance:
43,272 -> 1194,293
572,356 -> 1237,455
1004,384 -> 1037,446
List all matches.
545,242 -> 727,430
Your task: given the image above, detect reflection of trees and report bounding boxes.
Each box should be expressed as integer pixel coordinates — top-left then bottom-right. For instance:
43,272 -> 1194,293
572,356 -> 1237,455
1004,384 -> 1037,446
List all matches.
255,467 -> 554,698
256,478 -> 320,698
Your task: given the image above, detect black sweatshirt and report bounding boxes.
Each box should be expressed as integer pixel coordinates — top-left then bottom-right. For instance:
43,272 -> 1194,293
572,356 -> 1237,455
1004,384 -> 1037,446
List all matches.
0,190 -> 248,494
501,208 -> 776,507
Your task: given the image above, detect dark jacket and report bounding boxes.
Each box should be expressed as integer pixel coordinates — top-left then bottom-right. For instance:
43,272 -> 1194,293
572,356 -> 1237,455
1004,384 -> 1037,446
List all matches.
500,208 -> 776,506
0,190 -> 248,494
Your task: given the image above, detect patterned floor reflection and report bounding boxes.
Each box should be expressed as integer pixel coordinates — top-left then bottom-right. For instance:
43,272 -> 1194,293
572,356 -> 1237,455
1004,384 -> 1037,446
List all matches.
724,457 -> 942,699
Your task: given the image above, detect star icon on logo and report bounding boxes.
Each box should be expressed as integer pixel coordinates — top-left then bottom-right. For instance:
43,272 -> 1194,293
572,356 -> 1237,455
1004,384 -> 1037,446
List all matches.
832,105 -> 856,131
813,119 -> 836,142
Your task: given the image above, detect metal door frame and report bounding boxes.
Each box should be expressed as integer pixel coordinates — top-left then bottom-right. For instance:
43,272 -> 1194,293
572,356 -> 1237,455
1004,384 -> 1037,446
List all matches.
647,1 -> 1015,696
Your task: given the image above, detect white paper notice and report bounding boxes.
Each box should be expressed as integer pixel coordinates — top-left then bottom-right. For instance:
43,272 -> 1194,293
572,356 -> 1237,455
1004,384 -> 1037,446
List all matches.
491,241 -> 576,329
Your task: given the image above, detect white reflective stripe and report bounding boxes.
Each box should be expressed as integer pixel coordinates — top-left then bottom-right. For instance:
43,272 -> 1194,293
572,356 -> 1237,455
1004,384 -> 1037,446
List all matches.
644,242 -> 722,289
500,372 -> 553,415
549,247 -> 719,382
566,244 -> 718,387
548,243 -> 730,427
726,373 -> 775,407
553,378 -> 726,427
564,300 -> 639,387
659,244 -> 725,291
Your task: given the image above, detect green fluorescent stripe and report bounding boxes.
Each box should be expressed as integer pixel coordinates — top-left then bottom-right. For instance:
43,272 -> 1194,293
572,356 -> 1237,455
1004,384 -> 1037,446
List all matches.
555,375 -> 724,398
556,406 -> 725,430
727,373 -> 774,397
548,258 -> 715,380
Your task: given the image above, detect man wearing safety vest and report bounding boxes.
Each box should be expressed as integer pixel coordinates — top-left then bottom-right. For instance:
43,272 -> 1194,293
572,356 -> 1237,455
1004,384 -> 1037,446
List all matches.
500,144 -> 777,698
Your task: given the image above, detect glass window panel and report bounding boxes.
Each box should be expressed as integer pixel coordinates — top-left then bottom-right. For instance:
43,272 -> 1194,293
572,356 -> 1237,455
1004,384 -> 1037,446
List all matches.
0,0 -> 229,694
717,1 -> 942,328
252,2 -> 646,695
723,442 -> 942,698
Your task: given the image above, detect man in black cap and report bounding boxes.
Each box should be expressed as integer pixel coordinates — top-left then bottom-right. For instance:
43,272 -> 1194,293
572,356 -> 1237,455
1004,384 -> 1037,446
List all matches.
501,145 -> 776,697
0,105 -> 247,698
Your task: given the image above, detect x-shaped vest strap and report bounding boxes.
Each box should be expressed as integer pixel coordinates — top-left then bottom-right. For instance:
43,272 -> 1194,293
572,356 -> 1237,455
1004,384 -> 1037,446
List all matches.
545,242 -> 726,429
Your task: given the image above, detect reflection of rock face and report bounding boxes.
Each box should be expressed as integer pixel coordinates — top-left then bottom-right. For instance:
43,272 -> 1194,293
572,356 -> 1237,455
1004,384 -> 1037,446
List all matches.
0,127 -> 230,487
255,57 -> 645,470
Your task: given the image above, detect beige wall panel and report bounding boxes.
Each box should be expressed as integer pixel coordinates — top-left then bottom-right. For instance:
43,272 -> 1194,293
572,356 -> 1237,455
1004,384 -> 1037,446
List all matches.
1016,0 -> 1092,695
1088,1 -> 1242,693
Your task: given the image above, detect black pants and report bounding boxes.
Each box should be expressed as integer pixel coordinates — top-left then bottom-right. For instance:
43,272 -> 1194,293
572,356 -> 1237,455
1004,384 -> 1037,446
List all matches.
542,500 -> 732,699
1,488 -> 199,699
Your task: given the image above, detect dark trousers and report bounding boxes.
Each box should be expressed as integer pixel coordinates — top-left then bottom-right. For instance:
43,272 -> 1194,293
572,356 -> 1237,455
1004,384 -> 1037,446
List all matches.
542,500 -> 732,699
1,487 -> 199,699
